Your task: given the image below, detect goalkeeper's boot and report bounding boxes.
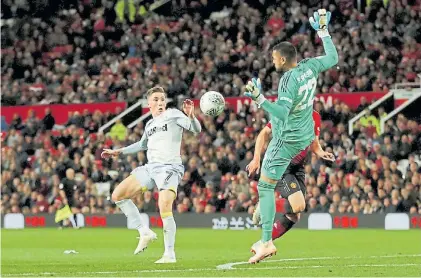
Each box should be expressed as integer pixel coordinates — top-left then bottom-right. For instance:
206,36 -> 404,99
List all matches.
250,240 -> 262,254
134,230 -> 157,255
248,240 -> 277,264
155,253 -> 176,264
251,220 -> 283,254
252,201 -> 261,225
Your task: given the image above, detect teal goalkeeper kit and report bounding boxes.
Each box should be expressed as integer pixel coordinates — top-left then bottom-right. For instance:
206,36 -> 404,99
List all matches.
262,36 -> 338,181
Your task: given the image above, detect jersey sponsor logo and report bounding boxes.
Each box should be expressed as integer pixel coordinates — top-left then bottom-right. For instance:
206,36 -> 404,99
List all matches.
146,124 -> 168,137
278,96 -> 292,103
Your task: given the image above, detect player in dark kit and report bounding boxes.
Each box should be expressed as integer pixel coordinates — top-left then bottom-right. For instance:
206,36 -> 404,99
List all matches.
247,110 -> 334,253
58,168 -> 79,229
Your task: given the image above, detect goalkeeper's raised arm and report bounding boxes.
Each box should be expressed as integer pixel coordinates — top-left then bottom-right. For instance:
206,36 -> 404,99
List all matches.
244,8 -> 338,123
309,9 -> 339,72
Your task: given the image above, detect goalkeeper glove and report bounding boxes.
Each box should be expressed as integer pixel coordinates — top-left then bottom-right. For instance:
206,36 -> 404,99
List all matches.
245,77 -> 266,106
309,9 -> 331,38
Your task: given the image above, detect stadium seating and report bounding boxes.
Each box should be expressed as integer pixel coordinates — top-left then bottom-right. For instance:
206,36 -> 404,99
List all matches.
1,0 -> 421,216
2,0 -> 421,106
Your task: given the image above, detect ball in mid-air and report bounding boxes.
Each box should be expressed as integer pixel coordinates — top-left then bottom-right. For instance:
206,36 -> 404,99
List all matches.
200,91 -> 225,117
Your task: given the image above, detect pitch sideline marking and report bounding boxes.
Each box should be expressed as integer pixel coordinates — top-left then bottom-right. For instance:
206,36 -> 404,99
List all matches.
4,263 -> 420,276
216,253 -> 421,270
3,254 -> 421,276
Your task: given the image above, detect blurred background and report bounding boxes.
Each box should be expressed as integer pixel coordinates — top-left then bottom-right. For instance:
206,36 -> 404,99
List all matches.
1,0 -> 421,226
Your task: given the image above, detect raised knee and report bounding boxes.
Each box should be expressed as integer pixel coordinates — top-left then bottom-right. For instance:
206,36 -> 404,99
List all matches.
111,191 -> 123,203
291,202 -> 306,213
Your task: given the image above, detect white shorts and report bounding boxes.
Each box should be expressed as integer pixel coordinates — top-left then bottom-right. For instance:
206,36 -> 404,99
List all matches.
131,163 -> 184,193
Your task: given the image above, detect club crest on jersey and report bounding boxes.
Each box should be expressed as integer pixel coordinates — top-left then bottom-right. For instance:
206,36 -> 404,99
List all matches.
290,182 -> 297,189
147,124 -> 168,137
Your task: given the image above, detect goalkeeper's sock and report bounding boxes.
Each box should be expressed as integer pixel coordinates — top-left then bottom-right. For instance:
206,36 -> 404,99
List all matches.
68,215 -> 77,228
258,181 -> 276,243
115,199 -> 148,236
162,212 -> 176,258
272,214 -> 296,240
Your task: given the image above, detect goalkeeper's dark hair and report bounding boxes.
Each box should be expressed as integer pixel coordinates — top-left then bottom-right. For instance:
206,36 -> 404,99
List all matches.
272,42 -> 297,63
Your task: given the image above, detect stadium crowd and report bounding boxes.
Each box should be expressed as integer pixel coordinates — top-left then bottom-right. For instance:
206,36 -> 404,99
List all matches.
1,0 -> 421,106
1,0 -> 421,218
1,99 -> 421,216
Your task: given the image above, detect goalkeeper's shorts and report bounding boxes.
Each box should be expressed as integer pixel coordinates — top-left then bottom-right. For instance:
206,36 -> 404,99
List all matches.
261,138 -> 309,183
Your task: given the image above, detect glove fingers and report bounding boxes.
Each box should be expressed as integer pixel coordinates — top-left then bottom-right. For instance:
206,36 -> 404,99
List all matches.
309,16 -> 315,25
314,12 -> 319,21
247,81 -> 254,91
327,11 -> 331,23
252,78 -> 261,89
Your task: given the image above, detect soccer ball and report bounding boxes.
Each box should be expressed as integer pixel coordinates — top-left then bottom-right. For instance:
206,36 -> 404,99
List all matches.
200,91 -> 225,117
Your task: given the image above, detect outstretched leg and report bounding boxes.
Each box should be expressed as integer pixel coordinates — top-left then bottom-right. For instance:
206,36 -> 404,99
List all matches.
249,140 -> 300,264
112,174 -> 156,254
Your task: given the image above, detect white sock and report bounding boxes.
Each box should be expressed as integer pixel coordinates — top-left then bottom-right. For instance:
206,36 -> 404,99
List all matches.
68,215 -> 77,228
115,199 -> 148,236
162,214 -> 176,257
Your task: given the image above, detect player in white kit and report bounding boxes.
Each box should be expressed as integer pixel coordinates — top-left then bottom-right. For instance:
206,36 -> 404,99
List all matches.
101,86 -> 201,264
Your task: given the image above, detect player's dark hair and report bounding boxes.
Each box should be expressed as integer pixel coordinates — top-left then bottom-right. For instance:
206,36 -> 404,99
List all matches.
272,42 -> 297,63
146,86 -> 167,98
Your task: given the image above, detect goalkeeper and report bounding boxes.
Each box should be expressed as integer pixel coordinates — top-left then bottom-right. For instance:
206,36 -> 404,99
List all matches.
245,9 -> 338,264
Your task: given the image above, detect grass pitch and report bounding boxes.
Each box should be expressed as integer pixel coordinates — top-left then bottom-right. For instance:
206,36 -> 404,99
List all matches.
1,228 -> 420,277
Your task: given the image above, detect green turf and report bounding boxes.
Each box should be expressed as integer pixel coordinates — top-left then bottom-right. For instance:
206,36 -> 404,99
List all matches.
1,228 -> 420,277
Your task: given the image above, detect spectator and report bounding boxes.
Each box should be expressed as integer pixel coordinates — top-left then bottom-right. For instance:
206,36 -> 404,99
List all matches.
108,119 -> 127,141
41,108 -> 55,131
2,0 -> 420,107
141,191 -> 157,213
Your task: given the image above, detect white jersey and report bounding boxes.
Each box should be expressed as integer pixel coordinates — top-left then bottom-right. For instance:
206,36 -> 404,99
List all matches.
121,109 -> 201,164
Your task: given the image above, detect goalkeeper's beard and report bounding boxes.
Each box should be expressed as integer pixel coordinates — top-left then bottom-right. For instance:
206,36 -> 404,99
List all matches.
277,68 -> 287,76
276,63 -> 290,76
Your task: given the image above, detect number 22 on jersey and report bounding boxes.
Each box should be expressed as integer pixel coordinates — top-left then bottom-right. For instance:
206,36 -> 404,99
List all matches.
295,77 -> 317,111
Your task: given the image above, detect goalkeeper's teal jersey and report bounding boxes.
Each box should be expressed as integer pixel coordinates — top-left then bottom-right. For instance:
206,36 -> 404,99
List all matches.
270,63 -> 315,148
270,44 -> 338,150
261,36 -> 338,149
